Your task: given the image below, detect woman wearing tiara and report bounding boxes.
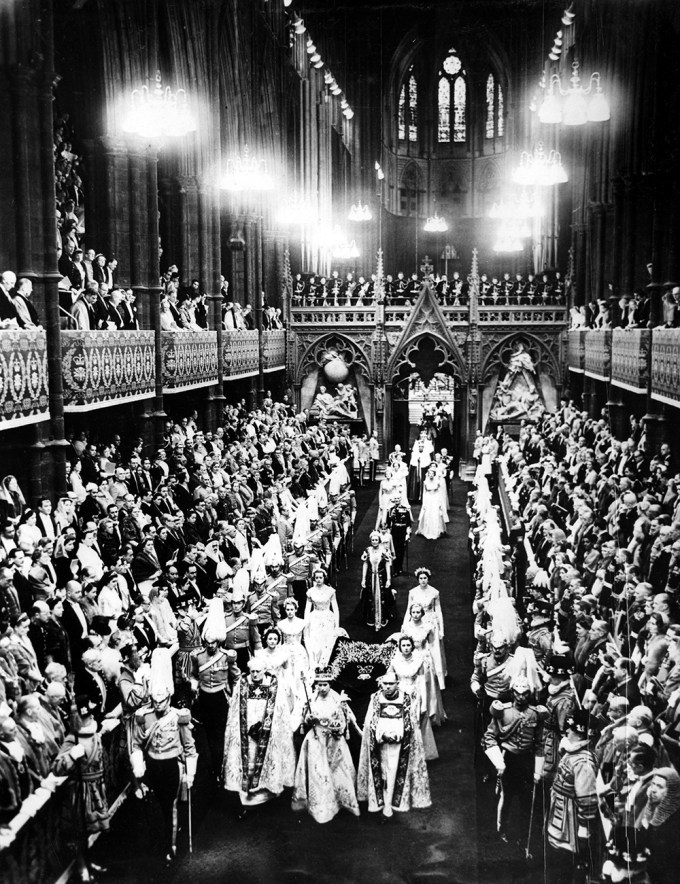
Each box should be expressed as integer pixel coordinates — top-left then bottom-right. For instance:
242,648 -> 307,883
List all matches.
291,666 -> 360,823
403,568 -> 447,689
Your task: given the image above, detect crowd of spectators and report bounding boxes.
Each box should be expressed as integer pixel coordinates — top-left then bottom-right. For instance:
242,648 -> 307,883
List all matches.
0,394 -> 358,846
570,283 -> 680,331
292,268 -> 565,310
468,405 -> 680,882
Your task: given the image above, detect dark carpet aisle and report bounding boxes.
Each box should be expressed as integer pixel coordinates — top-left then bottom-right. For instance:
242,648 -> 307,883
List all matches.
96,480 -> 536,884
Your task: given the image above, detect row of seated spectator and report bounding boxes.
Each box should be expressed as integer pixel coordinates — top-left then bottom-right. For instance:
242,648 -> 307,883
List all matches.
292,269 -> 566,308
0,393 -> 356,849
468,405 -> 680,883
571,285 -> 680,331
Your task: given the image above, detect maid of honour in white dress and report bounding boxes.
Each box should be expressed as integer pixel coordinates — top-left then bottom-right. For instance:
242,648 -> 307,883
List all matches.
416,467 -> 447,540
402,568 -> 447,690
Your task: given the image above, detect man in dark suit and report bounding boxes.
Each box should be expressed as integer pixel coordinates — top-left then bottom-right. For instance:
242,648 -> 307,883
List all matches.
60,580 -> 90,664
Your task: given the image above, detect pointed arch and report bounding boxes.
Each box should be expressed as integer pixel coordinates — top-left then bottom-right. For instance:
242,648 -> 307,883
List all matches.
295,333 -> 372,385
438,48 -> 467,144
480,332 -> 561,384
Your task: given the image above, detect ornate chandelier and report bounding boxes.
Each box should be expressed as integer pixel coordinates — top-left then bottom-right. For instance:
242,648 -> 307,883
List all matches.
423,213 -> 448,233
276,191 -> 317,225
489,191 -> 545,221
220,145 -> 275,192
535,61 -> 610,125
122,71 -> 196,138
348,202 -> 372,222
512,142 -> 568,187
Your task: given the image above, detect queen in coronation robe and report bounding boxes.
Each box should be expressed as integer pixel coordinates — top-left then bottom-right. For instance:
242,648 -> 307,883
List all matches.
357,670 -> 431,818
223,657 -> 295,809
291,666 -> 360,824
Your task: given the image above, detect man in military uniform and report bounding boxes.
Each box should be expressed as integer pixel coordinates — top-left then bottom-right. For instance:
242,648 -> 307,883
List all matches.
471,633 -> 515,713
286,540 -> 312,610
190,599 -> 240,780
385,492 -> 412,576
483,676 -> 547,843
307,518 -> 332,576
541,654 -> 576,784
131,651 -> 198,863
224,590 -> 262,672
526,597 -> 554,669
265,562 -> 291,618
546,709 -> 598,883
247,565 -> 280,639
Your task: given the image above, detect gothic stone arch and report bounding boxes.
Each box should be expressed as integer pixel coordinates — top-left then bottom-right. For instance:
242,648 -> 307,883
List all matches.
295,332 -> 373,386
480,331 -> 561,384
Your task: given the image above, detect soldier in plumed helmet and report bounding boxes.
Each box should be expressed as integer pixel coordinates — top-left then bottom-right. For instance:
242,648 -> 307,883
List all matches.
130,649 -> 197,863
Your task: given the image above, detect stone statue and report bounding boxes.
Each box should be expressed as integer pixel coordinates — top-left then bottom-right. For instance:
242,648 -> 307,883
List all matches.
312,382 -> 359,420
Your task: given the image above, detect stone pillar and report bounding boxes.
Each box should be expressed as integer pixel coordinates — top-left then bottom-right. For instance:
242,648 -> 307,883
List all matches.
606,392 -> 629,440
383,384 -> 393,457
642,405 -> 669,455
581,375 -> 593,416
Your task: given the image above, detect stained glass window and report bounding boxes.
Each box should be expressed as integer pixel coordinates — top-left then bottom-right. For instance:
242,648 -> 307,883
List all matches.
453,77 -> 466,142
486,74 -> 495,139
497,84 -> 504,136
438,49 -> 466,144
408,75 -> 418,142
438,78 -> 450,143
398,84 -> 406,141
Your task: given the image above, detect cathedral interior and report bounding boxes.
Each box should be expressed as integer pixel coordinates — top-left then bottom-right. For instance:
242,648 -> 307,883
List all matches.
1,0 -> 680,881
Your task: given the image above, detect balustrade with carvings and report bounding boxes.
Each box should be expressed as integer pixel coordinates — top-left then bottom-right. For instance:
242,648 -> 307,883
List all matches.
222,329 -> 260,378
478,306 -> 567,324
584,329 -> 612,381
651,328 -> 680,407
262,329 -> 286,372
161,330 -> 219,393
611,328 -> 650,393
0,329 -> 49,428
61,331 -> 155,411
568,329 -> 587,372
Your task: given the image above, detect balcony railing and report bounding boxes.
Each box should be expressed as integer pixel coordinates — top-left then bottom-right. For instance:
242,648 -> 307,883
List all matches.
651,328 -> 680,407
61,330 -> 155,411
611,328 -> 650,393
223,329 -> 260,378
0,329 -> 49,428
290,304 -> 565,326
584,329 -> 612,381
262,329 -> 286,372
477,305 -> 567,324
568,329 -> 587,373
161,330 -> 219,393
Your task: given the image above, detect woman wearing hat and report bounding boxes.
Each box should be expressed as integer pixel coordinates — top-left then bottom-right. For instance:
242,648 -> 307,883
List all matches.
291,665 -> 359,823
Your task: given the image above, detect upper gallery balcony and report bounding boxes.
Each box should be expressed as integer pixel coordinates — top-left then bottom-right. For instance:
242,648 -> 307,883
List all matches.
570,327 -> 679,406
0,329 -> 50,428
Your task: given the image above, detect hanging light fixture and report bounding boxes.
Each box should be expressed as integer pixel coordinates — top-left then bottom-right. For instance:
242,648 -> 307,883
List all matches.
276,191 -> 317,225
536,62 -> 610,125
512,143 -> 568,186
220,145 -> 275,192
292,16 -> 306,35
423,212 -> 448,233
348,202 -> 372,222
375,161 -> 385,180
122,71 -> 196,138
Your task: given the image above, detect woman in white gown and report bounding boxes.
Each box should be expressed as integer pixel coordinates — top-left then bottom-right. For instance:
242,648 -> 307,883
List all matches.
389,635 -> 438,761
291,667 -> 360,823
400,604 -> 446,724
303,569 -> 340,669
278,598 -> 310,719
402,568 -> 447,689
255,627 -> 295,713
416,467 -> 447,540
432,454 -> 450,524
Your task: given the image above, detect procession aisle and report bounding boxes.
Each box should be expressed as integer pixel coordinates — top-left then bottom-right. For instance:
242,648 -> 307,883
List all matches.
96,480 -> 533,883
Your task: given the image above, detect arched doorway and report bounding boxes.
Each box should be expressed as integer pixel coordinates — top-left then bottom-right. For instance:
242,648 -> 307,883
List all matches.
388,333 -> 463,466
392,372 -> 460,463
